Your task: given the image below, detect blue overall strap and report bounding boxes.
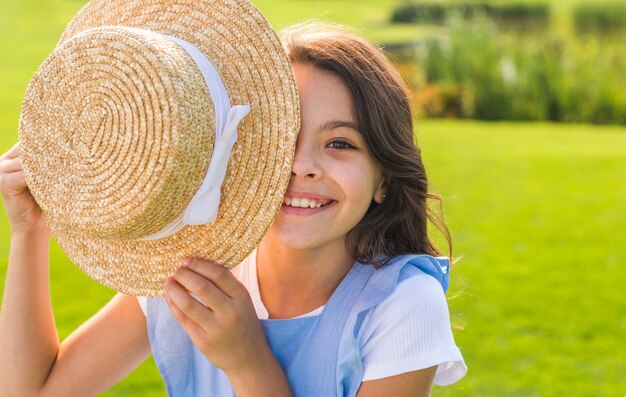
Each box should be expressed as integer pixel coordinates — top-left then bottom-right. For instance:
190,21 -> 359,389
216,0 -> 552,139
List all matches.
146,297 -> 197,396
261,262 -> 377,397
401,254 -> 450,292
145,255 -> 450,396
336,254 -> 451,397
346,254 -> 450,325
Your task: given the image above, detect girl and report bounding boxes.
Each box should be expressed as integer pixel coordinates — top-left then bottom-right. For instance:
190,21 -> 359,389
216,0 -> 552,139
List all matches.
0,22 -> 466,396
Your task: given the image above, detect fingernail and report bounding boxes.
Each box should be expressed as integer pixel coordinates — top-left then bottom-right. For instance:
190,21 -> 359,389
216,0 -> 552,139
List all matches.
182,257 -> 192,267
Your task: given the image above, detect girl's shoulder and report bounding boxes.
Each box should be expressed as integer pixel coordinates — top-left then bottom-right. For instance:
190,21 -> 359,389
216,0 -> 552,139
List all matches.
383,254 -> 450,291
355,254 -> 451,324
353,255 -> 466,385
361,269 -> 450,331
352,254 -> 450,314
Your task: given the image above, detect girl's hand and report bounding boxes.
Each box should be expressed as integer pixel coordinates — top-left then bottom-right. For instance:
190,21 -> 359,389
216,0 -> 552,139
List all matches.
0,143 -> 48,234
164,258 -> 273,377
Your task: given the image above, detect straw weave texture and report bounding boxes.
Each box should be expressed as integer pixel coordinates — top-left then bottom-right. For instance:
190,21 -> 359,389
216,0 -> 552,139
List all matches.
19,0 -> 299,296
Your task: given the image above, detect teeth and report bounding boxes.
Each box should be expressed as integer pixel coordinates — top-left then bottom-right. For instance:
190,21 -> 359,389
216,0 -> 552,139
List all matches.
283,197 -> 325,208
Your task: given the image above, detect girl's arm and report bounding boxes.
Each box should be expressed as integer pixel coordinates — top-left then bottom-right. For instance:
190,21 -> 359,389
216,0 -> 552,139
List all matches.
41,293 -> 150,397
1,270 -> 150,397
356,367 -> 437,397
355,271 -> 465,396
0,143 -> 151,397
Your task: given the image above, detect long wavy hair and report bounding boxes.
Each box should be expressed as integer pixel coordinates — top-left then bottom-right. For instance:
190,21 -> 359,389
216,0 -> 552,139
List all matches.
281,22 -> 451,265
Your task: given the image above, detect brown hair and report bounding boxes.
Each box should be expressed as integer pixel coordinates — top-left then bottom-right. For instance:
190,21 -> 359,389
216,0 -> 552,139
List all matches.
280,22 -> 451,265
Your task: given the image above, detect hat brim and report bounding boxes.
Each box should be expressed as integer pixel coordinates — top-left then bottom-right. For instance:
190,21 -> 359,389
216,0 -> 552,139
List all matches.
43,0 -> 299,296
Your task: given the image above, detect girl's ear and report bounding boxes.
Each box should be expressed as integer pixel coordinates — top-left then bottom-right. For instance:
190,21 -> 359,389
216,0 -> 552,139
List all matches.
373,177 -> 387,204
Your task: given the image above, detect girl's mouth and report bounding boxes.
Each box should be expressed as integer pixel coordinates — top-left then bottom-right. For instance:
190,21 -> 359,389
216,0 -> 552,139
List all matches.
283,197 -> 333,208
281,197 -> 337,215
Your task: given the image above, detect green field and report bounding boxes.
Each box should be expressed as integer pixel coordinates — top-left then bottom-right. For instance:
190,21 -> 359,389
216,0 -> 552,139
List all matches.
1,0 -> 625,396
420,121 -> 626,396
1,120 -> 624,396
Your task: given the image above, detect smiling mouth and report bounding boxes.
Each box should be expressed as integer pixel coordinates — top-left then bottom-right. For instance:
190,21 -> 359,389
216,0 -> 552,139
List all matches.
283,197 -> 333,209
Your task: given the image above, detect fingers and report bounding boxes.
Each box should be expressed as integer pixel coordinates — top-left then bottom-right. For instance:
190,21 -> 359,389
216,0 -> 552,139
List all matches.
165,277 -> 214,328
172,265 -> 229,308
0,142 -> 21,161
165,259 -> 252,328
165,259 -> 263,371
0,157 -> 23,174
0,170 -> 27,196
164,288 -> 211,347
0,146 -> 26,197
182,258 -> 244,298
0,150 -> 25,194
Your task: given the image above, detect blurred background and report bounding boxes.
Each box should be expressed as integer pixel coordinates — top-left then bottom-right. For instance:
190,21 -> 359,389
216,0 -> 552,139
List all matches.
0,0 -> 624,395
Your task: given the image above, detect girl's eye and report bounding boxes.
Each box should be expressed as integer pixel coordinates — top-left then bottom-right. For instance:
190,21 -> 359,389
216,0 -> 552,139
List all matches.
327,140 -> 355,149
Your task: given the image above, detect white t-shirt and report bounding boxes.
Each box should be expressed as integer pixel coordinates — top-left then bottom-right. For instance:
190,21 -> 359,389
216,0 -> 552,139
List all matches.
138,251 -> 467,386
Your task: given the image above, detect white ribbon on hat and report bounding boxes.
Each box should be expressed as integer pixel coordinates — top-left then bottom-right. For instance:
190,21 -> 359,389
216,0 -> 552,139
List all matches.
140,36 -> 250,241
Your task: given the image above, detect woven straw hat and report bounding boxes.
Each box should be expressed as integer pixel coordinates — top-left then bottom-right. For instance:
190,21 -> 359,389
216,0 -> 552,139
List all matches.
18,0 -> 299,297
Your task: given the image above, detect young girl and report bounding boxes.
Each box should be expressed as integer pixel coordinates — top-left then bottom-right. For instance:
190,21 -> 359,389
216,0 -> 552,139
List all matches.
0,22 -> 466,396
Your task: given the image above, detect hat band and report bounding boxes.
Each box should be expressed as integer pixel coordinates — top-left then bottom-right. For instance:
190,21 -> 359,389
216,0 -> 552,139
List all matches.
140,35 -> 251,241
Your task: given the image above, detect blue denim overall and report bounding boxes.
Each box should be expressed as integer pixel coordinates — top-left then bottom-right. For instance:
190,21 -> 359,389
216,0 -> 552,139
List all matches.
146,254 -> 450,397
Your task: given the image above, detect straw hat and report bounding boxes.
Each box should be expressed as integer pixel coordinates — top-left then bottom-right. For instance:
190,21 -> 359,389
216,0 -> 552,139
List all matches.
18,0 -> 299,297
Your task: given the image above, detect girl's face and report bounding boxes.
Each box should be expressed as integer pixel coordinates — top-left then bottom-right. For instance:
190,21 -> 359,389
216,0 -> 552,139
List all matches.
266,63 -> 385,252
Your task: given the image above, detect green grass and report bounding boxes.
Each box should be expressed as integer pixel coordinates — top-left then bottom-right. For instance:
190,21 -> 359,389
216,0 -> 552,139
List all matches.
1,0 -> 626,396
419,120 -> 626,396
1,120 -> 624,396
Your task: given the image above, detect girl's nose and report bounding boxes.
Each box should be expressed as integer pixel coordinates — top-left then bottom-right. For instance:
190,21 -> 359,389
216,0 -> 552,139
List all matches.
291,139 -> 321,179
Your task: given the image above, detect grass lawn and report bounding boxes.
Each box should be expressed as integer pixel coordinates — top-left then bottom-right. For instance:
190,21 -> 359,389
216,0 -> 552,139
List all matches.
1,120 -> 624,396
418,120 -> 626,396
1,0 -> 625,396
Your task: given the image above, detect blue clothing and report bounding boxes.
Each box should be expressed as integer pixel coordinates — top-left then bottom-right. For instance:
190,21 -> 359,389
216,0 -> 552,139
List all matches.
146,254 -> 452,396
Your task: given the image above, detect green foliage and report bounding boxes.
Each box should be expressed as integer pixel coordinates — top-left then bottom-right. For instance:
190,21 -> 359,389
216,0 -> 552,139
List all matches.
390,2 -> 549,29
391,2 -> 451,24
573,2 -> 626,35
490,3 -> 549,29
412,14 -> 626,124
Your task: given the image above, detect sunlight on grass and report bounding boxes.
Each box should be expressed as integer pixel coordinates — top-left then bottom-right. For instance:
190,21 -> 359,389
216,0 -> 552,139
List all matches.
1,1 -> 625,396
418,120 -> 626,396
